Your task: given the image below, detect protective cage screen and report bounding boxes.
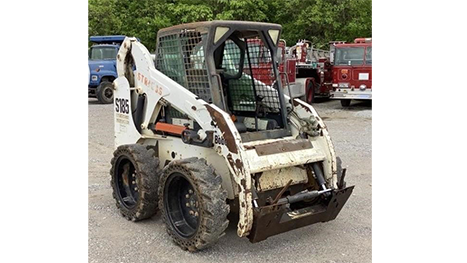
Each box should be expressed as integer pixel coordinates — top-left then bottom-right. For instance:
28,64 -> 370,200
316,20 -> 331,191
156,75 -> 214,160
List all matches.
155,31 -> 212,103
221,38 -> 281,114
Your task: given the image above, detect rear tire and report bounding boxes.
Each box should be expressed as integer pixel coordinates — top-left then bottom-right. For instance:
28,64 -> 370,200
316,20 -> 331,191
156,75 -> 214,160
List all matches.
306,81 -> 315,104
340,99 -> 351,107
110,144 -> 161,221
96,81 -> 114,104
159,158 -> 229,252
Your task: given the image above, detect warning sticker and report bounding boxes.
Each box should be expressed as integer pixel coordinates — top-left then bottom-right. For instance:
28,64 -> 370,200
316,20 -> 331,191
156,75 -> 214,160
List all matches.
359,73 -> 369,80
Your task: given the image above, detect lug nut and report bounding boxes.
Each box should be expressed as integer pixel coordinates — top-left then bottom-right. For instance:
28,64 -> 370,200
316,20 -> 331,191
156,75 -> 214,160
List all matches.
194,211 -> 199,217
186,203 -> 190,207
189,210 -> 194,215
134,187 -> 138,191
185,194 -> 190,198
189,189 -> 193,194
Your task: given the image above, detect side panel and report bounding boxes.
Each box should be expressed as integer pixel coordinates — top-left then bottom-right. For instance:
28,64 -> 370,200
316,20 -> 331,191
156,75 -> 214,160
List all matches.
113,77 -> 142,148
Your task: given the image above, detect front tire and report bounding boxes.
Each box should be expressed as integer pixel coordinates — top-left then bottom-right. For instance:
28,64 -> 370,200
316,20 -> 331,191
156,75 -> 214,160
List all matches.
340,99 -> 351,107
110,144 -> 161,221
96,81 -> 114,104
159,158 -> 229,252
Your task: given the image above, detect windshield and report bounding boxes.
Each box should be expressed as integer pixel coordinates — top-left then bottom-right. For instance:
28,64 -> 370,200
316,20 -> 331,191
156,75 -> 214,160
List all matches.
365,47 -> 372,65
335,47 -> 365,65
220,38 -> 280,113
89,46 -> 117,60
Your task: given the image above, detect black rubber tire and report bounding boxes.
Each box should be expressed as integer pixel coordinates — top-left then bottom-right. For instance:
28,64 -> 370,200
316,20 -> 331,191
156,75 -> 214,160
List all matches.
110,144 -> 161,221
336,156 -> 346,189
340,99 -> 351,107
306,81 -> 315,104
159,157 -> 229,252
96,81 -> 114,104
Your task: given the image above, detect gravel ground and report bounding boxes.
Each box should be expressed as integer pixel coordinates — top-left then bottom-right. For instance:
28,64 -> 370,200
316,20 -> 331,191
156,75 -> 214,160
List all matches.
88,98 -> 372,263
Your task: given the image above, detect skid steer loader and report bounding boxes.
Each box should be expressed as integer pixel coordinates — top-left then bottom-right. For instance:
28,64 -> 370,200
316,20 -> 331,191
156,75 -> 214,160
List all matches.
110,21 -> 354,251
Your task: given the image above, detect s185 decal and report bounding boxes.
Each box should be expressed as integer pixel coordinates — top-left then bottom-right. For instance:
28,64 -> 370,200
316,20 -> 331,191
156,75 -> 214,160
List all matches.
115,98 -> 129,114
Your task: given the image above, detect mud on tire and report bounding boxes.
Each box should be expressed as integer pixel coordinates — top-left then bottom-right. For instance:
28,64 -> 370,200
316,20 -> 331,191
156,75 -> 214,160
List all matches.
158,157 -> 230,252
110,144 -> 161,221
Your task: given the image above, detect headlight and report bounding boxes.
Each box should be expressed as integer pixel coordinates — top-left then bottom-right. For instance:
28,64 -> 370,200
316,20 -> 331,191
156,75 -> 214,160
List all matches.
91,75 -> 98,81
338,83 -> 349,88
359,84 -> 367,91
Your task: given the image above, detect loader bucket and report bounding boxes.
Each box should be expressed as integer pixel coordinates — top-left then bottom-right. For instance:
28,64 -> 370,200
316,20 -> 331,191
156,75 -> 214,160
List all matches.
248,186 -> 354,243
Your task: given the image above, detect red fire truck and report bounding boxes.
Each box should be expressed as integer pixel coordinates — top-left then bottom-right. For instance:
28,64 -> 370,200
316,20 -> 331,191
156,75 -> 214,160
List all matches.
244,39 -> 302,99
288,40 -> 333,103
277,39 -> 303,98
242,39 -> 331,103
330,38 -> 372,107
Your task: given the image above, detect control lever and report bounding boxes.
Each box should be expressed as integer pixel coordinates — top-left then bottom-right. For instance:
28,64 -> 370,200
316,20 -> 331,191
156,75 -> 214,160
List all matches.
254,95 -> 265,131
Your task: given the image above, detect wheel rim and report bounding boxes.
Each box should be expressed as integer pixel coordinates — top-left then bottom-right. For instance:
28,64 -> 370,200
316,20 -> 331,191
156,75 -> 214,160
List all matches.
164,172 -> 200,238
114,156 -> 139,209
104,86 -> 113,100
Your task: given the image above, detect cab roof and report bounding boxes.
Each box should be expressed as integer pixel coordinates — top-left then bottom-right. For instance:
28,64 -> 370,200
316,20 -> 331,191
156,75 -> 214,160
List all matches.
90,35 -> 126,44
157,20 -> 281,36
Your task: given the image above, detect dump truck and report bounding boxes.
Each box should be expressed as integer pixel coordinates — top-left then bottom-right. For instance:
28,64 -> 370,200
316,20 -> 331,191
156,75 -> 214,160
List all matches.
109,21 -> 354,252
88,35 -> 127,103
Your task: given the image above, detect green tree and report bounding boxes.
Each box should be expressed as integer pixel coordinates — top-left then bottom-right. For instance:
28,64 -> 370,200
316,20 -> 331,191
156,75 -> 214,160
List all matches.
88,0 -> 122,36
88,0 -> 372,51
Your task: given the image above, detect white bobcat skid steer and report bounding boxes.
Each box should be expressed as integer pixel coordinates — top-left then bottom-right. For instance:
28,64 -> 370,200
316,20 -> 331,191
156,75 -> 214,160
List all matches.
110,21 -> 353,251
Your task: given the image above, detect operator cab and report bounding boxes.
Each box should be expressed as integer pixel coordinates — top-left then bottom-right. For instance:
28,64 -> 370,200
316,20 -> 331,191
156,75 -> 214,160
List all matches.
88,35 -> 126,60
155,21 -> 290,142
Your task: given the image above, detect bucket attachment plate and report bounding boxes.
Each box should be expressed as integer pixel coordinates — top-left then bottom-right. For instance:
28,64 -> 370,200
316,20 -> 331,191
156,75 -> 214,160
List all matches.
248,186 -> 354,243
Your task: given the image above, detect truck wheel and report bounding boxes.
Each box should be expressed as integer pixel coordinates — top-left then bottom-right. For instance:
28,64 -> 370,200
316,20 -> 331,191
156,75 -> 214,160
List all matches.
306,81 -> 315,104
336,156 -> 346,189
159,158 -> 229,252
340,99 -> 351,107
96,81 -> 114,104
110,144 -> 161,221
